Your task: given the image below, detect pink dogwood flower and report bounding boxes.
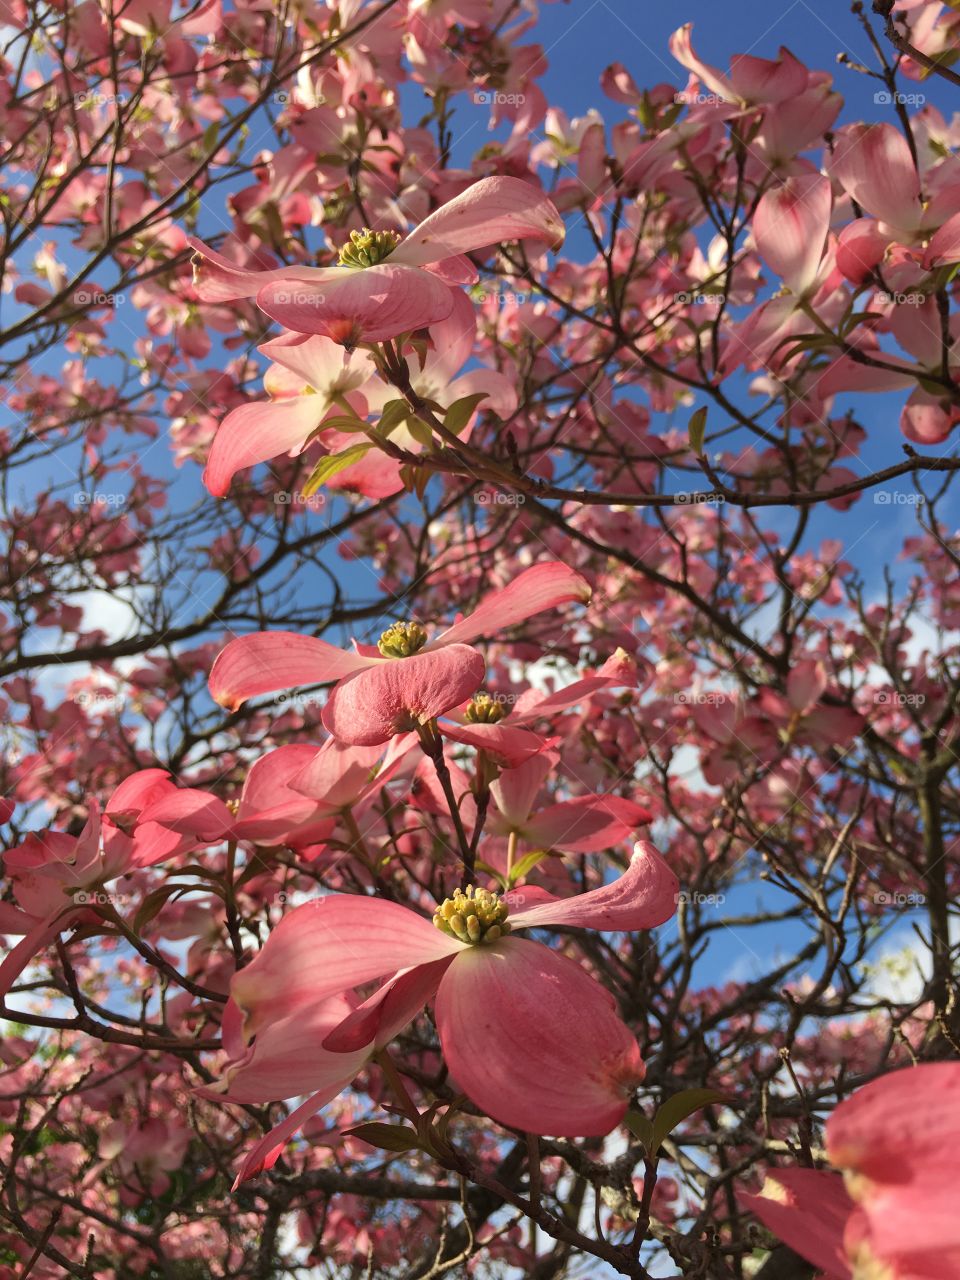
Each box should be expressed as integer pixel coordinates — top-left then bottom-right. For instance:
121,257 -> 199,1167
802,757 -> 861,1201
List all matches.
741,1062 -> 960,1279
208,563 -> 591,745
207,842 -> 678,1184
189,176 -> 565,347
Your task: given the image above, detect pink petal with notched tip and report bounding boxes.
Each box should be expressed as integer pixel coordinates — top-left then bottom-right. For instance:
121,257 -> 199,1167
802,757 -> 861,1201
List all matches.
739,1169 -> 852,1280
521,795 -> 652,853
390,176 -> 565,269
507,841 -> 678,932
204,396 -> 329,496
829,123 -> 922,232
187,236 -> 335,303
729,47 -> 809,104
208,632 -> 374,711
256,266 -> 455,344
322,645 -> 485,746
754,174 -> 831,297
431,563 -> 590,650
435,937 -> 643,1136
229,895 -> 462,1042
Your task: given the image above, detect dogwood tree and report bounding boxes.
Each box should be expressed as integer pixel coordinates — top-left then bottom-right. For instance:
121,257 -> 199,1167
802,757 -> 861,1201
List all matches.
0,0 -> 958,1276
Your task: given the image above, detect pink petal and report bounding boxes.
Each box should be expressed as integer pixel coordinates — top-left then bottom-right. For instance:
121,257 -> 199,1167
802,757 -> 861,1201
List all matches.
521,796 -> 652,853
507,841 -> 677,932
209,633 -> 373,710
435,937 -> 643,1136
322,645 -> 485,745
210,993 -> 366,1103
259,330 -> 376,391
786,659 -> 827,715
739,1169 -> 853,1280
439,721 -> 554,767
925,209 -> 960,268
390,176 -> 565,269
0,910 -> 79,1001
829,124 -> 921,232
490,754 -> 555,825
836,218 -> 889,284
432,563 -> 591,650
323,956 -> 454,1053
754,174 -> 831,296
137,788 -> 235,841
231,1084 -> 357,1189
188,236 -> 334,303
669,25 -> 736,101
256,266 -> 455,345
729,47 -> 809,104
204,396 -> 325,497
230,895 -> 462,1042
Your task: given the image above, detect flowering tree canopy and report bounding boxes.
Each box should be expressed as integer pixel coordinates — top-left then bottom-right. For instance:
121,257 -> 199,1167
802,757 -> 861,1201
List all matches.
1,0 -> 959,1276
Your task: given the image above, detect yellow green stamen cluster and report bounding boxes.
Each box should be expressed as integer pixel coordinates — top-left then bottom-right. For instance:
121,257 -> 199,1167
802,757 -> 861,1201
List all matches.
433,885 -> 510,945
464,692 -> 507,724
377,620 -> 428,658
337,228 -> 401,269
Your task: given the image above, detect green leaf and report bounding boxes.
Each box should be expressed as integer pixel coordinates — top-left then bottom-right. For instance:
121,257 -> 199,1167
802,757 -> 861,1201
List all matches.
649,1088 -> 728,1156
343,1122 -> 422,1153
378,399 -> 410,437
406,416 -> 434,449
688,406 -> 707,457
302,444 -> 372,496
507,849 -> 551,886
444,392 -> 488,436
625,1110 -> 655,1149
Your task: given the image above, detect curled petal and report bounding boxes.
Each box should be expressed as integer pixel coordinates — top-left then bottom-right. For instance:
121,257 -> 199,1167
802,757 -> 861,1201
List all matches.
507,841 -> 677,932
209,633 -> 373,710
435,938 -> 643,1136
439,721 -> 554,767
391,176 -> 565,268
188,237 -> 332,303
322,645 -> 485,745
432,563 -> 590,649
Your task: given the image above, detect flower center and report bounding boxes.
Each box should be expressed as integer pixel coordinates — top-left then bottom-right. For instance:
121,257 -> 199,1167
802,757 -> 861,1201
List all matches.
464,692 -> 506,724
377,620 -> 428,658
337,228 -> 401,269
433,885 -> 510,945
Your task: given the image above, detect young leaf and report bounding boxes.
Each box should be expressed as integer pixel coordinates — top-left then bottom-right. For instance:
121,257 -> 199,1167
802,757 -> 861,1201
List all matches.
343,1122 -> 422,1153
444,392 -> 488,437
649,1088 -> 729,1157
302,444 -> 372,496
